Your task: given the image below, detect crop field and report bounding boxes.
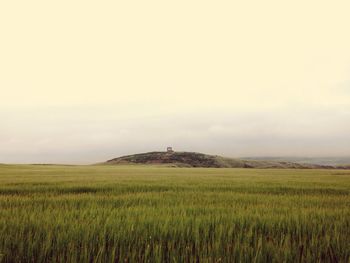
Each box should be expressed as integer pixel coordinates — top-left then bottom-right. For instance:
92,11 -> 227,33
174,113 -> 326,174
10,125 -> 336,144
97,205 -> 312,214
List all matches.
0,165 -> 349,262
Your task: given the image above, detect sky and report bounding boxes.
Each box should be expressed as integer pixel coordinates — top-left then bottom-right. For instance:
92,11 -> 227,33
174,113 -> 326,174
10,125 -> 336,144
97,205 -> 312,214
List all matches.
1,0 -> 350,164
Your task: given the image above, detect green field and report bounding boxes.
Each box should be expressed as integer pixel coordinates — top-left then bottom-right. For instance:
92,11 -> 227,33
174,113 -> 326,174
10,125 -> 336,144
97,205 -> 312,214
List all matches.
0,165 -> 349,262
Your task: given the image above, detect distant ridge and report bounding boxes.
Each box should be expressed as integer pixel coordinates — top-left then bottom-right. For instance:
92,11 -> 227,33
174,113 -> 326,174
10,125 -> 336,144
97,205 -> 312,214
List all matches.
103,151 -> 350,169
243,156 -> 350,166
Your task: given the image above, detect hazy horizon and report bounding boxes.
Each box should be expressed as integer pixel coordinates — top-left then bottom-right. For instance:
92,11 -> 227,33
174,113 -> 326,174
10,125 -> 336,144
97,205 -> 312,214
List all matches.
1,0 -> 350,164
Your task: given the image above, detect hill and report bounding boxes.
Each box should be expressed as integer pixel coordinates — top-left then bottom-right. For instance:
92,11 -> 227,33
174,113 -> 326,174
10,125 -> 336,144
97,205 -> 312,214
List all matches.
243,156 -> 350,166
104,151 -> 350,169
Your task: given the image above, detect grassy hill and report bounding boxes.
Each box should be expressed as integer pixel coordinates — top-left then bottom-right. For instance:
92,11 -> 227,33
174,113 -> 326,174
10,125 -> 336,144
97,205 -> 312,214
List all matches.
104,151 -> 350,169
244,156 -> 350,166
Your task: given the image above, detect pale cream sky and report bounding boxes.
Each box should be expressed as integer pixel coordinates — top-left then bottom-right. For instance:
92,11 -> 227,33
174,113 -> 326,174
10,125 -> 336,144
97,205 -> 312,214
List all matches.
1,1 -> 350,163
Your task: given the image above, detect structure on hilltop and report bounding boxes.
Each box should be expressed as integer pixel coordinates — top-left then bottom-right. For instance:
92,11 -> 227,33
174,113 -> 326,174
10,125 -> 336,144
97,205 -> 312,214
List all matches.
167,147 -> 174,153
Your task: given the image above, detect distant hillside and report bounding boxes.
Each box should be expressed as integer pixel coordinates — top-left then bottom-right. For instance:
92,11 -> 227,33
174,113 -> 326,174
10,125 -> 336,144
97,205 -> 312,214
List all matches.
243,156 -> 350,166
104,151 -> 350,169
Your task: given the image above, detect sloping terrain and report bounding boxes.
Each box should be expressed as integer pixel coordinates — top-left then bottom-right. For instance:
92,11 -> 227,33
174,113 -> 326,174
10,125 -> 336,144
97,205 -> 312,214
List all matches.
243,156 -> 350,166
104,151 -> 350,169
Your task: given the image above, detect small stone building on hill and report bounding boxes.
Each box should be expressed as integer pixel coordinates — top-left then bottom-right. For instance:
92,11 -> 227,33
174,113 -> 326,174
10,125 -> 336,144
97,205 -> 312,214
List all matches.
167,147 -> 174,153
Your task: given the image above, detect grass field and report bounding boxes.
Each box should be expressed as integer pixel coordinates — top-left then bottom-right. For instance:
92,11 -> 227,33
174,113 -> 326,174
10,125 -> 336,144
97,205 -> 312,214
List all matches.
0,165 -> 349,262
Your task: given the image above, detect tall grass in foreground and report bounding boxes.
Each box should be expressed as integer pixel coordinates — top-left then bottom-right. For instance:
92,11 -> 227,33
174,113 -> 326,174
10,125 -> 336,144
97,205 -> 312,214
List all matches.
0,165 -> 349,262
